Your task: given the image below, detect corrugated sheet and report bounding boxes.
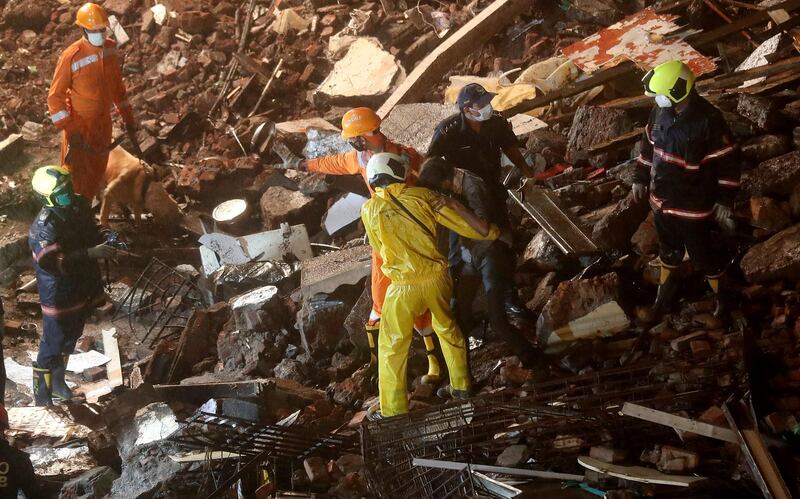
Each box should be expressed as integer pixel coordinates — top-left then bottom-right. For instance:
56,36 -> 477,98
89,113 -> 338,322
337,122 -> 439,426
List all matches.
562,9 -> 717,76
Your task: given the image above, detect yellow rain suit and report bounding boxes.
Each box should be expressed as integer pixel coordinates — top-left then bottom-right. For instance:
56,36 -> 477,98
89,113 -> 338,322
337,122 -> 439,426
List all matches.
361,183 -> 500,417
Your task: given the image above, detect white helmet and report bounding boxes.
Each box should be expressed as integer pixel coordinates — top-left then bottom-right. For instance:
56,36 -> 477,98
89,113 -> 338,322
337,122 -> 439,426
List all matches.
366,152 -> 407,185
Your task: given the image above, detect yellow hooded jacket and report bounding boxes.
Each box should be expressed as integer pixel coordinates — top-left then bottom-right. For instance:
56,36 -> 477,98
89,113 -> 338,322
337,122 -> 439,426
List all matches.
361,183 -> 500,285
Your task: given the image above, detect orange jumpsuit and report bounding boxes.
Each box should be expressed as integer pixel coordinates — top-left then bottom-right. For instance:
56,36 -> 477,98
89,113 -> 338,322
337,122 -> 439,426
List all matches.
48,37 -> 134,199
308,141 -> 432,331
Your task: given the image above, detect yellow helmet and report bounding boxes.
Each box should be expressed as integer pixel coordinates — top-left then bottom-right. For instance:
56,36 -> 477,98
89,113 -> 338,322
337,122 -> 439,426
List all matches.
642,60 -> 696,107
32,165 -> 75,207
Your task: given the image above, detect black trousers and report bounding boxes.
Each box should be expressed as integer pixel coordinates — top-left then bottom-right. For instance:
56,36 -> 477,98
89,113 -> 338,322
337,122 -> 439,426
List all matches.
452,242 -> 538,366
653,211 -> 729,277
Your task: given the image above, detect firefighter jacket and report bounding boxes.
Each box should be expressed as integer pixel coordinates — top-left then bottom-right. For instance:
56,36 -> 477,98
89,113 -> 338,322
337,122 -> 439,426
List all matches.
633,92 -> 741,220
29,197 -> 104,317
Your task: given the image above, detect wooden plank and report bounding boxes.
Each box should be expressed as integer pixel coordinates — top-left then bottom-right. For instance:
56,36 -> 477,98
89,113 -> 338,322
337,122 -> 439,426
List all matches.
506,0 -> 800,117
599,55 -> 800,111
102,328 -> 123,388
578,456 -> 706,487
587,128 -> 644,155
412,458 -> 585,481
724,401 -> 792,499
376,0 -> 530,118
621,402 -> 738,443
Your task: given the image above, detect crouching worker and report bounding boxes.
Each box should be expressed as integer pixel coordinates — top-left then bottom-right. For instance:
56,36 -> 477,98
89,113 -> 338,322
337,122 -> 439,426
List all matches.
0,405 -> 41,497
418,157 -> 540,368
29,166 -> 118,406
361,153 -> 500,420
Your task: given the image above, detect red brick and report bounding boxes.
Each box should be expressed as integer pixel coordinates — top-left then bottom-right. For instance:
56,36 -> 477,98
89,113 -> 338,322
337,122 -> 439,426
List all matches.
589,446 -> 626,463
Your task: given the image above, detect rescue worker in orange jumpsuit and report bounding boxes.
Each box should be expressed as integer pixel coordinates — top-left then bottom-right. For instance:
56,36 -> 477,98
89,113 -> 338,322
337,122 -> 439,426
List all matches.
47,2 -> 137,200
252,108 -> 442,385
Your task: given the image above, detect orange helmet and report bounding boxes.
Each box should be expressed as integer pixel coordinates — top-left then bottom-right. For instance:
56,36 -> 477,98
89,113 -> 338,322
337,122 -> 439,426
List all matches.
76,3 -> 109,30
341,107 -> 381,139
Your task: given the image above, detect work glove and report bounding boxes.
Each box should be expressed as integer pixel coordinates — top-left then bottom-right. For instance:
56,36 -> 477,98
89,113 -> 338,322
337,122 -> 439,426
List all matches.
631,183 -> 648,204
87,243 -> 118,260
272,142 -> 304,171
713,203 -> 735,234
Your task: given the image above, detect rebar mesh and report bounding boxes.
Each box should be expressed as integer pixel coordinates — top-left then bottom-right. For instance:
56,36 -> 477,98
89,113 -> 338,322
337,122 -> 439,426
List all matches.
361,357 -> 744,498
112,258 -> 208,347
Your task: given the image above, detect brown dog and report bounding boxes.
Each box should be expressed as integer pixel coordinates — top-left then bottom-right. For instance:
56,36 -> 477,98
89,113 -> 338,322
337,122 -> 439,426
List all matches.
100,146 -> 182,226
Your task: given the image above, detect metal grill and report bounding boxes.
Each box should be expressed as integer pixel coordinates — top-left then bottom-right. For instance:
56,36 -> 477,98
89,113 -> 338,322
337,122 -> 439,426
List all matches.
112,258 -> 208,347
168,412 -> 360,498
361,357 -> 744,498
168,411 -> 359,460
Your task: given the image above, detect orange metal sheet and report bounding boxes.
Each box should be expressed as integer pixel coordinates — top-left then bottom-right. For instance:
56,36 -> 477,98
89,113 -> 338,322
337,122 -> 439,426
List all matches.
562,9 -> 717,76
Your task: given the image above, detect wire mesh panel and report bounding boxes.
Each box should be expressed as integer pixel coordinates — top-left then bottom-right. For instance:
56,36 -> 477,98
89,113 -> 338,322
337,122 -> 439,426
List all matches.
112,258 -> 208,347
361,357 -> 745,498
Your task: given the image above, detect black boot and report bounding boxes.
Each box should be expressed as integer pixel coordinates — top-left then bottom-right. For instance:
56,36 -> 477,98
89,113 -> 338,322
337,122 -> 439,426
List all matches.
32,363 -> 53,407
638,265 -> 680,323
707,274 -> 731,319
51,355 -> 73,401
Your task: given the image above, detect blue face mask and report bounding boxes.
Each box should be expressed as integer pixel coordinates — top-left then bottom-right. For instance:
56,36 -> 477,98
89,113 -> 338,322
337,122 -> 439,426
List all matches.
85,30 -> 105,47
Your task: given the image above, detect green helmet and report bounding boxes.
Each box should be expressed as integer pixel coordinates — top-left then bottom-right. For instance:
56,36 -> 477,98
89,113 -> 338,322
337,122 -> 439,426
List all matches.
642,60 -> 696,107
32,165 -> 75,207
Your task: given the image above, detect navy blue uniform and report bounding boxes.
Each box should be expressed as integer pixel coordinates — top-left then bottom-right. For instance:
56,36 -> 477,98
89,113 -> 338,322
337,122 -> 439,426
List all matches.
427,112 -> 520,228
0,439 -> 40,498
29,198 -> 103,369
633,93 -> 741,276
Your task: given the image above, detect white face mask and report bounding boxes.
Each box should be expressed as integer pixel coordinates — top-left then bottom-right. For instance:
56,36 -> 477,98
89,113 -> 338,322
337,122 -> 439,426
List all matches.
86,30 -> 105,47
654,94 -> 673,108
466,103 -> 493,122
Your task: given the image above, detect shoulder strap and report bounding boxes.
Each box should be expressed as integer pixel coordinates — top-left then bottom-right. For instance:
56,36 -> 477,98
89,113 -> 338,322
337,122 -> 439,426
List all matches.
385,191 -> 435,239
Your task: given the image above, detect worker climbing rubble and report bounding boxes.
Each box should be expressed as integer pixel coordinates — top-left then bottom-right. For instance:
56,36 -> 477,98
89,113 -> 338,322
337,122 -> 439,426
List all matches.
360,152 -> 500,420
631,60 -> 742,321
253,107 -> 443,386
47,2 -> 139,200
29,166 -> 121,406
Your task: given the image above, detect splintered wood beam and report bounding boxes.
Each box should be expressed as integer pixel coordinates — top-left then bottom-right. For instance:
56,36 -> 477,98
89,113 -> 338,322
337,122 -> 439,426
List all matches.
377,0 -> 530,118
621,402 -> 738,443
504,0 -> 800,117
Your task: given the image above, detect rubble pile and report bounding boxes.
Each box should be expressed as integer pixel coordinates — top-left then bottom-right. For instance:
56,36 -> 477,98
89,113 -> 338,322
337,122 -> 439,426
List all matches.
0,0 -> 800,497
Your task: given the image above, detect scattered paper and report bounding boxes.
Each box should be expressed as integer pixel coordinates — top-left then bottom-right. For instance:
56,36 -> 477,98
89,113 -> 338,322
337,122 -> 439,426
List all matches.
26,350 -> 110,374
324,193 -> 369,235
4,358 -> 33,388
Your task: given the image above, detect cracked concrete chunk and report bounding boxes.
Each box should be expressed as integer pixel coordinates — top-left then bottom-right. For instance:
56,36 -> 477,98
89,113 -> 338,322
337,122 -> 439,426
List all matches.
740,224 -> 800,283
317,38 -> 403,104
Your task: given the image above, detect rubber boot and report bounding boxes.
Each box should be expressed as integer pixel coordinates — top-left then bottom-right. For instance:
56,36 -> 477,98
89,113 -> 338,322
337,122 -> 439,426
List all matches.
420,335 -> 441,386
436,384 -> 470,401
51,354 -> 73,401
362,322 -> 379,387
638,264 -> 680,323
366,403 -> 385,422
32,363 -> 53,407
707,273 -> 729,319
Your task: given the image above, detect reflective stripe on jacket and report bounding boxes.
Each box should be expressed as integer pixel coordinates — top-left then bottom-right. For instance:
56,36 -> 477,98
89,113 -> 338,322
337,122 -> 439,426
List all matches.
633,93 -> 741,219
